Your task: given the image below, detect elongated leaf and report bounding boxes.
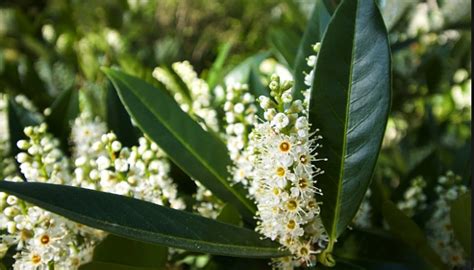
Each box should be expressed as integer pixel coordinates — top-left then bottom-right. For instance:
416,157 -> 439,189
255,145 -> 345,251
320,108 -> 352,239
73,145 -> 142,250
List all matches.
334,229 -> 431,270
7,97 -> 43,178
90,235 -> 168,268
450,192 -> 471,257
80,262 -> 155,270
106,83 -> 139,147
224,52 -> 270,98
0,181 -> 286,258
292,0 -> 331,100
45,88 -> 79,153
102,68 -> 256,220
309,0 -> 391,248
382,200 -> 447,270
268,28 -> 300,68
207,43 -> 232,89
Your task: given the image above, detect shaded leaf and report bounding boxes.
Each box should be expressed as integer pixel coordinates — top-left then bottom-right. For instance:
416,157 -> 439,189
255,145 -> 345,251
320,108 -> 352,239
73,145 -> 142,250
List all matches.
224,52 -> 270,98
292,0 -> 331,100
309,0 -> 391,247
334,229 -> 431,270
0,181 -> 287,258
90,235 -> 168,268
382,200 -> 447,270
80,262 -> 155,270
450,192 -> 471,258
45,88 -> 79,153
216,203 -> 243,227
268,28 -> 300,68
106,83 -> 140,147
7,97 -> 42,178
102,68 -> 256,220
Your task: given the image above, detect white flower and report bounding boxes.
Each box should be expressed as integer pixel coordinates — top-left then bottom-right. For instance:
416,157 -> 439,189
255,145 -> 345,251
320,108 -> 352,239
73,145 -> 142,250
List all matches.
271,113 -> 289,129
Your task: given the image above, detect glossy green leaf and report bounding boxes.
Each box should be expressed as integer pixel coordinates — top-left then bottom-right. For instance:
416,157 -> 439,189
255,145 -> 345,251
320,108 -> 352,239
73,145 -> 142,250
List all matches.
102,68 -> 256,220
292,0 -> 331,100
450,192 -> 471,257
45,88 -> 79,153
0,181 -> 287,258
309,0 -> 391,250
382,200 -> 447,270
90,235 -> 168,268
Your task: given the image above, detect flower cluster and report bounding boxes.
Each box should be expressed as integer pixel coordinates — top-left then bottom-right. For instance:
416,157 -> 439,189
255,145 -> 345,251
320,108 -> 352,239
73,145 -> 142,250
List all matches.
154,61 -> 223,218
1,122 -> 101,268
223,83 -> 258,186
302,43 -> 321,106
154,61 -> 219,132
426,171 -> 468,268
1,109 -> 185,268
238,75 -> 327,267
397,176 -> 427,217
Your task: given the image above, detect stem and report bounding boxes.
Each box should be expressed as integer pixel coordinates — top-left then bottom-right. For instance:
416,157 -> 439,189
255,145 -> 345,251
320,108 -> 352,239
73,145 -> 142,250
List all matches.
318,239 -> 336,267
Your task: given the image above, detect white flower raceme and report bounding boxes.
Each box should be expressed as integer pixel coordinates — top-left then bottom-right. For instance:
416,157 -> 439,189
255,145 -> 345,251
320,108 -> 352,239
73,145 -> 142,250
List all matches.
154,61 -> 223,218
397,176 -> 427,217
426,172 -> 468,269
1,110 -> 186,269
237,75 -> 327,268
223,83 -> 258,186
154,61 -> 219,132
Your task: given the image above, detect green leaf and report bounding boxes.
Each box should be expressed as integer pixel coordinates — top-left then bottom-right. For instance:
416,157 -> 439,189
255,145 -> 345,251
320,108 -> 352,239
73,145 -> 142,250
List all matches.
309,0 -> 391,250
216,203 -> 243,227
450,192 -> 471,258
90,235 -> 168,268
102,68 -> 256,221
224,52 -> 270,98
334,229 -> 431,270
7,97 -> 42,178
268,28 -> 300,68
382,200 -> 447,270
0,181 -> 287,258
80,262 -> 156,270
45,88 -> 79,153
106,83 -> 140,147
207,43 -> 232,89
292,0 -> 331,100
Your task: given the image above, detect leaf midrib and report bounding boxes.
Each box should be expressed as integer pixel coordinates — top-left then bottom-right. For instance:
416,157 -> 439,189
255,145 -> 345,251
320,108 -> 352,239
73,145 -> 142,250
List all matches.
110,71 -> 256,214
330,0 -> 359,241
0,183 -> 284,257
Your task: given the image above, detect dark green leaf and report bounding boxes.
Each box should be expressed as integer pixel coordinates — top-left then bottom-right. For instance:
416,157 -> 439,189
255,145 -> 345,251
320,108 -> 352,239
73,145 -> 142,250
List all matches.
90,235 -> 168,268
450,192 -> 471,258
102,68 -> 256,221
216,203 -> 243,227
292,0 -> 331,100
224,52 -> 270,98
0,181 -> 287,258
106,83 -> 140,147
80,262 -> 155,270
382,200 -> 447,270
309,0 -> 391,247
7,97 -> 42,178
45,88 -> 79,153
268,28 -> 300,68
334,229 -> 431,270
